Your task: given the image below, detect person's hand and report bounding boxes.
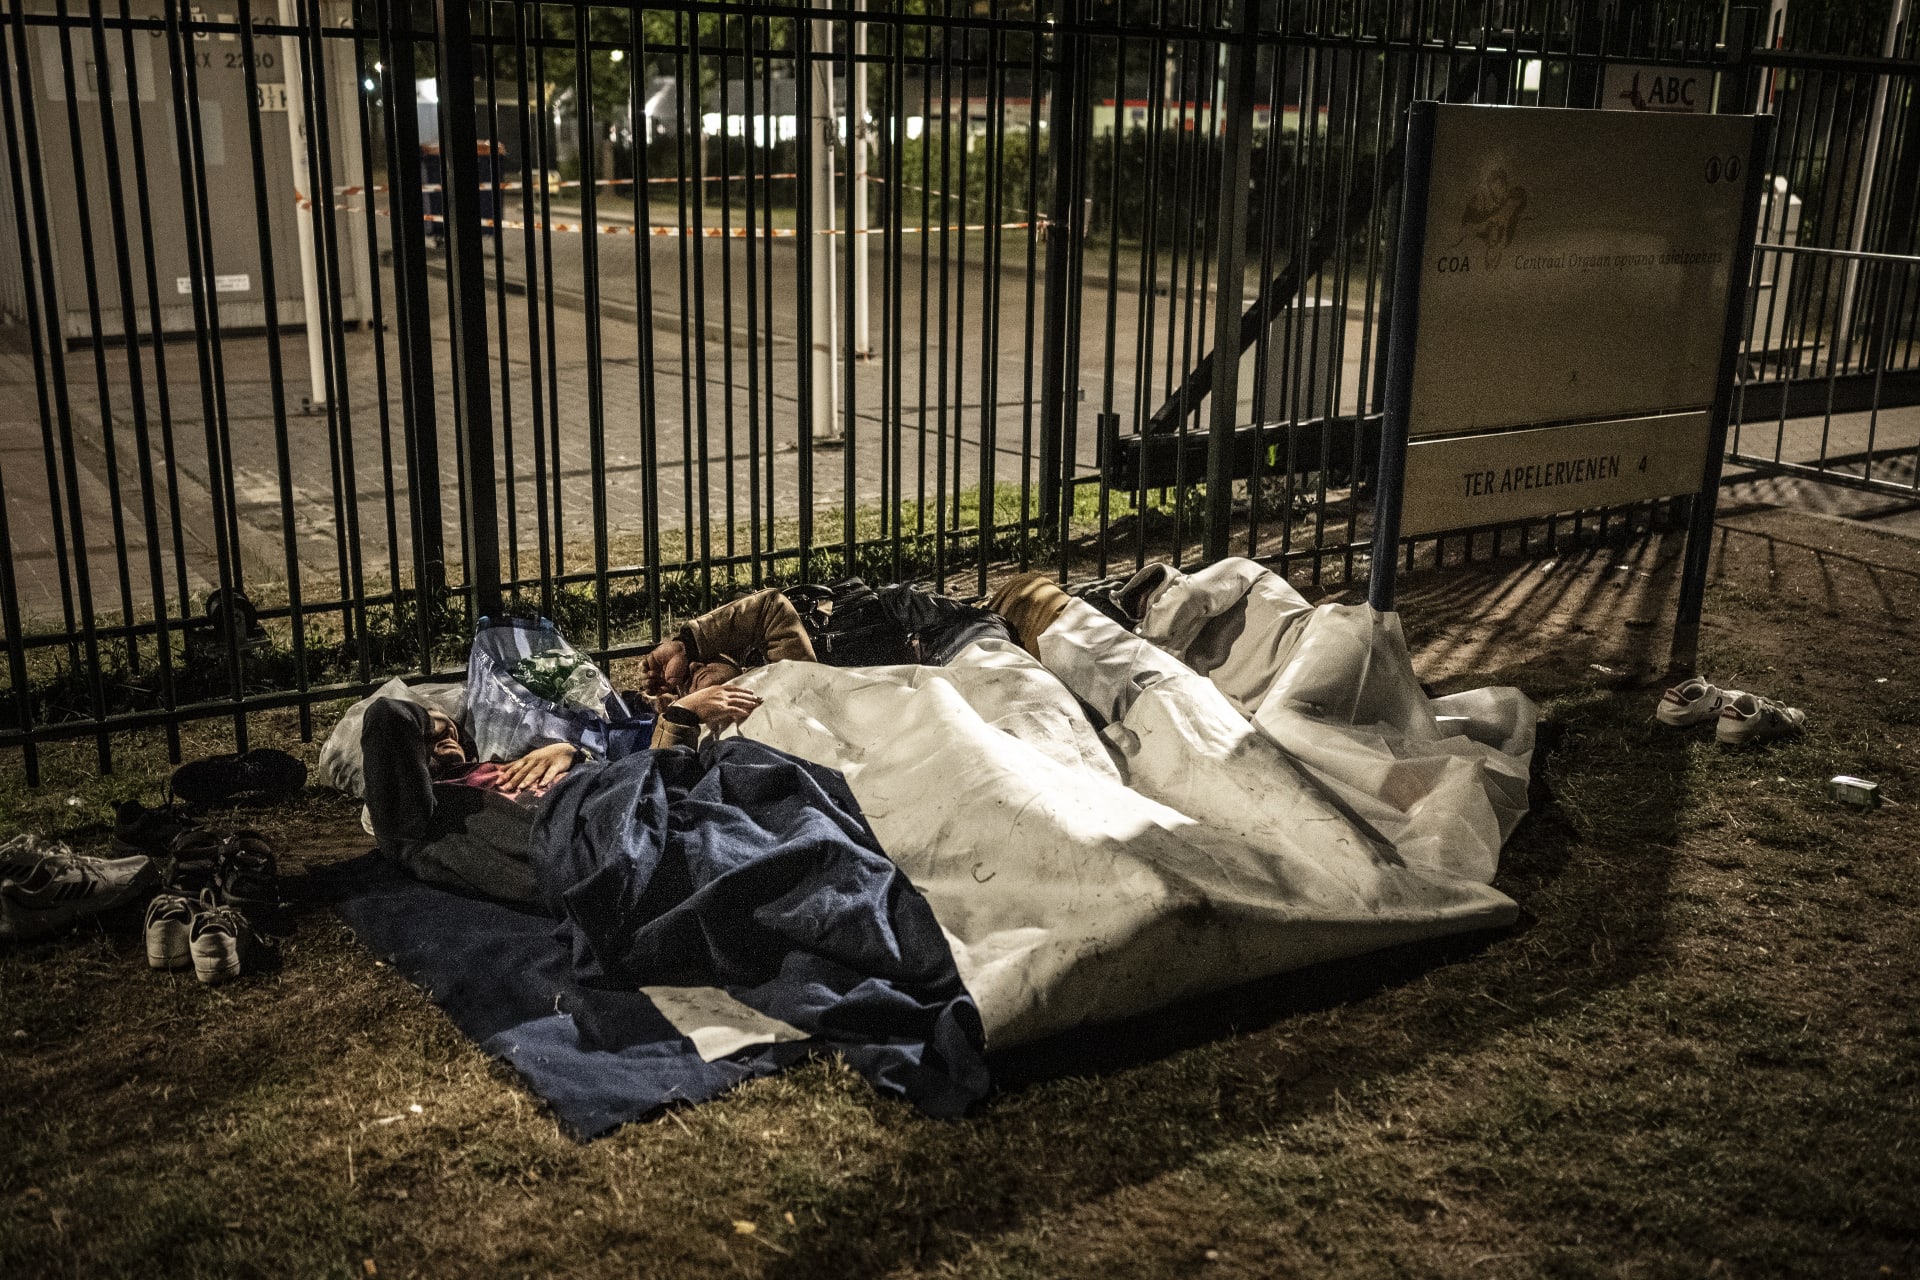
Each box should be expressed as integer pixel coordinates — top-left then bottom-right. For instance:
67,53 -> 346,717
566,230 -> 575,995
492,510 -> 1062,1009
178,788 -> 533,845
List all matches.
641,638 -> 690,699
496,741 -> 580,792
672,683 -> 762,727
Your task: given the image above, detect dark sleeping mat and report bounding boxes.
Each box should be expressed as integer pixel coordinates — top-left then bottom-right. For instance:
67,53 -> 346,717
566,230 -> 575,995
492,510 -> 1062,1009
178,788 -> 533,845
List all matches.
322,738 -> 989,1140
323,851 -> 805,1139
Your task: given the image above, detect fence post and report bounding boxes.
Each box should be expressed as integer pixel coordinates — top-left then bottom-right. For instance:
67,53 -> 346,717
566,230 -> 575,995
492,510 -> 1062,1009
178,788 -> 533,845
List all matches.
433,0 -> 502,617
1204,0 -> 1262,563
1037,0 -> 1086,535
1569,0 -> 1603,108
379,0 -> 447,622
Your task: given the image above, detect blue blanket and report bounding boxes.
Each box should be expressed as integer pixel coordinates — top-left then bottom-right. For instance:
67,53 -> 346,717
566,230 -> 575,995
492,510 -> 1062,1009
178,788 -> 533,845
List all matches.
328,739 -> 987,1138
532,739 -> 988,1115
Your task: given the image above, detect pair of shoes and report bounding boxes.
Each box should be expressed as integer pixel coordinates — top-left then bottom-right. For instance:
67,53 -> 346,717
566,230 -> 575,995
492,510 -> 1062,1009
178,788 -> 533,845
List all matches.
163,829 -> 278,910
0,836 -> 160,942
111,800 -> 199,858
1656,678 -> 1808,745
144,888 -> 265,984
169,748 -> 307,809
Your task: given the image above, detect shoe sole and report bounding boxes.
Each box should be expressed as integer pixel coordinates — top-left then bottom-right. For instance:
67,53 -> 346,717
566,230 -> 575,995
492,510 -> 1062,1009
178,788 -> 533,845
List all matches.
191,945 -> 241,985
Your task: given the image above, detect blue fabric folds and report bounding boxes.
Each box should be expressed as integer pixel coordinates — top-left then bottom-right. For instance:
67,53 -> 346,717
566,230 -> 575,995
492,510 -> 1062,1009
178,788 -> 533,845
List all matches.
329,737 -> 987,1139
531,738 -> 989,1118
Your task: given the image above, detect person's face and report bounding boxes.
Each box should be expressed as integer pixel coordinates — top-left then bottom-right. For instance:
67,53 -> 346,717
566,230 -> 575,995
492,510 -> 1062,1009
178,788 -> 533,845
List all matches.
426,709 -> 466,768
641,640 -> 692,698
689,661 -> 739,692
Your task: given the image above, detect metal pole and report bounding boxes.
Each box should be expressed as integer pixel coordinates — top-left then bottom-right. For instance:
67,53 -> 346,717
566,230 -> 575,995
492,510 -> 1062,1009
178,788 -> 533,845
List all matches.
433,0 -> 501,615
276,0 -> 327,410
809,14 -> 842,442
379,0 -> 447,612
1366,101 -> 1437,615
1203,0 -> 1261,563
852,0 -> 870,357
1673,115 -> 1775,669
1833,0 -> 1909,367
1037,0 -> 1085,530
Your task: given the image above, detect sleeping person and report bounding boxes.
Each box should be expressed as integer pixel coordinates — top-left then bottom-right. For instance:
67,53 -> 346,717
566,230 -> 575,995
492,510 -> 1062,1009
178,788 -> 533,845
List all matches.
362,683 -> 760,901
638,583 -> 1015,748
640,589 -> 816,749
367,581 -> 1019,898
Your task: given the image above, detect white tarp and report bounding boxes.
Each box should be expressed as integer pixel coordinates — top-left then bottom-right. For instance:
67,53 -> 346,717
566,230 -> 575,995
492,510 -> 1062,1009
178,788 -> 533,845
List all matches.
731,560 -> 1535,1049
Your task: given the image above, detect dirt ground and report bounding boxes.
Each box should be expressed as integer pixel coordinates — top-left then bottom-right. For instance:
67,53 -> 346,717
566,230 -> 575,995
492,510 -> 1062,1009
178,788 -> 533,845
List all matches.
1,500 -> 1916,1278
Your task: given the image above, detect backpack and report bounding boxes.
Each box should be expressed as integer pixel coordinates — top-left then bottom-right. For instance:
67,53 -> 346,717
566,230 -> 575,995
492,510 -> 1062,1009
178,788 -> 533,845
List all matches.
785,579 -> 1014,667
784,579 -> 918,667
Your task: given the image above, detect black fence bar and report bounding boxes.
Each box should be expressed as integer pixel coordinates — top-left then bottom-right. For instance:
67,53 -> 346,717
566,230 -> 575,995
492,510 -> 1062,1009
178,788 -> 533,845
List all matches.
435,0 -> 501,620
2,0 -> 1917,772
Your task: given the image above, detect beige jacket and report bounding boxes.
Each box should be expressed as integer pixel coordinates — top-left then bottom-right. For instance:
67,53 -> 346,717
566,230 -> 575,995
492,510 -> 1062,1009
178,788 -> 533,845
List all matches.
649,590 -> 818,750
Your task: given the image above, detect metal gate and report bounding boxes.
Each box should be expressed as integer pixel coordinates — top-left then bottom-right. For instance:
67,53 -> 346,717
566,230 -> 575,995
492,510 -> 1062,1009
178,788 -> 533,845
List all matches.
1727,0 -> 1920,499
1,0 -> 1915,779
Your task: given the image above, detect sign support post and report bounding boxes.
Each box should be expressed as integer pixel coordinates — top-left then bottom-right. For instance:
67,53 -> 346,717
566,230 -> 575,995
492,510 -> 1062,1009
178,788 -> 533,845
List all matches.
1367,101 -> 1436,613
1671,114 -> 1774,669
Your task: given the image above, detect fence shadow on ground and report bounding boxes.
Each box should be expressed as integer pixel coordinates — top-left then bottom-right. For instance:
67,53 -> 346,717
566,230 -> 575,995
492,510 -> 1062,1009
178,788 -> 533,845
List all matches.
764,536 -> 1711,1275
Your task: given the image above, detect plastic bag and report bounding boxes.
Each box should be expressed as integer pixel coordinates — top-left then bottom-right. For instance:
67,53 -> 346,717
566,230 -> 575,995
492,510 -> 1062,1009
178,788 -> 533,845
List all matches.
318,676 -> 467,799
466,617 -> 652,763
558,660 -> 615,714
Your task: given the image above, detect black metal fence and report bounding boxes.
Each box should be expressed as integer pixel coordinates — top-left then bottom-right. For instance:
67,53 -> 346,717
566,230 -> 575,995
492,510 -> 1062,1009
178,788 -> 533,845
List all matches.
2,0 -> 1916,780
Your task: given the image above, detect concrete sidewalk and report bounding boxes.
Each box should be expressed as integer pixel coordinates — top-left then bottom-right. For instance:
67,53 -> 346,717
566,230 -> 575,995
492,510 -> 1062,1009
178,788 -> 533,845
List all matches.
2,287 -> 1916,631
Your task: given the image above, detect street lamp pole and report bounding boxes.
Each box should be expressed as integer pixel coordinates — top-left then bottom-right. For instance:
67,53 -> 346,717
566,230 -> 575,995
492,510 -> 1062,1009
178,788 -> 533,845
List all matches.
808,13 -> 842,442
276,0 -> 327,411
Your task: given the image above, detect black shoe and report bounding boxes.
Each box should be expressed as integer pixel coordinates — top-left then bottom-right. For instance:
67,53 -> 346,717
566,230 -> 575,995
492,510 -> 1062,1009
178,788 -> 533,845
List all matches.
217,832 -> 279,913
111,801 -> 199,858
165,829 -> 227,898
169,749 -> 307,808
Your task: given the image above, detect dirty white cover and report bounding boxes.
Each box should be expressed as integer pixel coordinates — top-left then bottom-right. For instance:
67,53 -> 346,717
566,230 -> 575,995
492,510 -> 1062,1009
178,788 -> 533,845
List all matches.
731,559 -> 1534,1049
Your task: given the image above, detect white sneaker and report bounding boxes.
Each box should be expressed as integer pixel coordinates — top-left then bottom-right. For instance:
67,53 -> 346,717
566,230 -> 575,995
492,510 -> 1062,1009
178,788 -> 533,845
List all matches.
0,842 -> 159,942
189,892 -> 254,986
1656,678 -> 1745,728
1716,692 -> 1808,746
144,892 -> 194,970
0,834 -> 68,882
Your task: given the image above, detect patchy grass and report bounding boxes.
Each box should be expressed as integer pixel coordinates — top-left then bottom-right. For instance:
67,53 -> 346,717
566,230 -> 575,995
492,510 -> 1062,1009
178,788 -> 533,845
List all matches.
3,504 -> 1917,1278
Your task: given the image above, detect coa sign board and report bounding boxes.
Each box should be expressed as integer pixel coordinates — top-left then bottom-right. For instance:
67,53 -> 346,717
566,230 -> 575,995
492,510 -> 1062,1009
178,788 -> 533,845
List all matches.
1601,64 -> 1713,114
1410,105 -> 1758,438
1398,411 -> 1711,537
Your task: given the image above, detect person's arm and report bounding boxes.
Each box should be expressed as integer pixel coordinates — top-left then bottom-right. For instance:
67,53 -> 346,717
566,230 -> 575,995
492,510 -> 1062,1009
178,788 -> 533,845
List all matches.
361,698 -> 438,852
985,572 -> 1073,658
680,589 -> 816,667
647,684 -> 764,750
649,704 -> 703,751
495,741 -> 588,791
